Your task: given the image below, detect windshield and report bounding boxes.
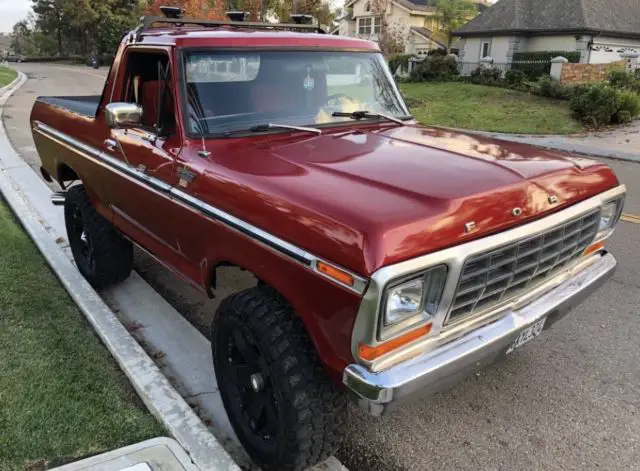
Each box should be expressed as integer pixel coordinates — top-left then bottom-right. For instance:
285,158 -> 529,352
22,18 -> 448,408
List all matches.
182,50 -> 409,135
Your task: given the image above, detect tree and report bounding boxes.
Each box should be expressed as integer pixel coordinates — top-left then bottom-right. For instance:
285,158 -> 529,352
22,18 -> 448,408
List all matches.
435,0 -> 477,51
96,1 -> 143,54
11,20 -> 31,55
32,0 -> 67,55
257,0 -> 336,28
17,0 -> 339,60
371,0 -> 405,56
145,0 -> 226,20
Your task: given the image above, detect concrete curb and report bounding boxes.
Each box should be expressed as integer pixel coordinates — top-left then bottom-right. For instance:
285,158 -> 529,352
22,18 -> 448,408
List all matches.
0,70 -> 22,95
439,126 -> 640,163
0,71 -> 239,471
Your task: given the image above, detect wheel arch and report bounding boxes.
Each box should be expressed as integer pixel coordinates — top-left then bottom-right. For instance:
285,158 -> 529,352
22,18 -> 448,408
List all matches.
205,255 -> 353,383
56,162 -> 80,187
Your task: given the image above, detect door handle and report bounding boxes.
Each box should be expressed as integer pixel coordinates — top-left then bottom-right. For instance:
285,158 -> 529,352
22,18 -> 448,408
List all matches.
104,139 -> 117,152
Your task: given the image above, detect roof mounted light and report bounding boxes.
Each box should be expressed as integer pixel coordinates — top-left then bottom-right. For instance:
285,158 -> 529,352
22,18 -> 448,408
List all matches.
160,6 -> 183,19
226,11 -> 249,22
291,14 -> 314,25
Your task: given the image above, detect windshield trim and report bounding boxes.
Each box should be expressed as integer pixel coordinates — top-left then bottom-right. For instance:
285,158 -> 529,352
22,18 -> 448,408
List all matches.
177,47 -> 410,140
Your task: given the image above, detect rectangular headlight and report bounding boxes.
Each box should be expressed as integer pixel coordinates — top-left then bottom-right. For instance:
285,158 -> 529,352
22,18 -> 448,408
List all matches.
381,265 -> 447,340
596,196 -> 625,241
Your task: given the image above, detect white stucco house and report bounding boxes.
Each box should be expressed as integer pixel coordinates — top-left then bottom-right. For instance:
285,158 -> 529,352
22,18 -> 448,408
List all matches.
454,0 -> 640,65
333,0 -> 489,56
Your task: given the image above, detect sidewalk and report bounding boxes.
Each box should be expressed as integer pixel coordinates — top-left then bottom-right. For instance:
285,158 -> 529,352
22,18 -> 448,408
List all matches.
461,121 -> 640,163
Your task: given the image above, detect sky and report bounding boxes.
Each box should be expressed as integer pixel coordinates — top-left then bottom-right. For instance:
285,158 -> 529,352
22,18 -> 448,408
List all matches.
0,0 -> 30,33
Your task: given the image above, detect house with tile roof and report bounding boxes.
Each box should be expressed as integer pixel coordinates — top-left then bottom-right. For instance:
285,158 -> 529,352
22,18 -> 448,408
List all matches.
454,0 -> 640,64
334,0 -> 489,56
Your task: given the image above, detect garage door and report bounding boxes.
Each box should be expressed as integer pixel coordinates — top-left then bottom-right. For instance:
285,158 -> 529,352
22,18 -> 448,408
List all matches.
589,44 -> 640,64
589,48 -> 624,64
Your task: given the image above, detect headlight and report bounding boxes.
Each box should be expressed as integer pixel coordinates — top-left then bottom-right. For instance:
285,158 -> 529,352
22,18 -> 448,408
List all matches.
381,265 -> 447,340
596,196 -> 624,241
385,278 -> 424,324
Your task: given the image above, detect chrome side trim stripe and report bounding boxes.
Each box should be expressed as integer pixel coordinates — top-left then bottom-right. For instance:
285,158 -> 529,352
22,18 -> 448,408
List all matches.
34,122 -> 173,193
168,188 -> 315,266
33,121 -> 368,294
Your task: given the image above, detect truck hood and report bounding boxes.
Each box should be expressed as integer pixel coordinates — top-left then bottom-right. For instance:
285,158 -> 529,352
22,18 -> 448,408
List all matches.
198,125 -> 618,275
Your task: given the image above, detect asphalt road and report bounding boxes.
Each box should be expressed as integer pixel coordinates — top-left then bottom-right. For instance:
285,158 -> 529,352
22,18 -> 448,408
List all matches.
7,63 -> 640,471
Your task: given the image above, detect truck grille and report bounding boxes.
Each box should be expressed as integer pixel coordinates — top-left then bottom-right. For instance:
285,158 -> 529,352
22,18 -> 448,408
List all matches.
447,210 -> 600,324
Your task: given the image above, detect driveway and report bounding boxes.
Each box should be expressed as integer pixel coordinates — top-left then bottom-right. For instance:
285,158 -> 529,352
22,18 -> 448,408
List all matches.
7,63 -> 640,471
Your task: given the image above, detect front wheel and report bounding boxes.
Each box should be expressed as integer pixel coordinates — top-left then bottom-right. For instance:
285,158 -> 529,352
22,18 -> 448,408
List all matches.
212,286 -> 346,471
64,185 -> 133,288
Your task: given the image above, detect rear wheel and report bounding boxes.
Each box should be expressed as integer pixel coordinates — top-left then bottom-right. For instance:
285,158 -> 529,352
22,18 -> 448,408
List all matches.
212,286 -> 346,471
64,185 -> 133,288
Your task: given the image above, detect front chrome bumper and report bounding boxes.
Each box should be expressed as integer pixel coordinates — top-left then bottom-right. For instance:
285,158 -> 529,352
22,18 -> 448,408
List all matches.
343,252 -> 616,416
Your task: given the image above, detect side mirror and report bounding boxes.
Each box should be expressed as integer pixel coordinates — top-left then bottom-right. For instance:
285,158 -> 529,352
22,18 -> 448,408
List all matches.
105,102 -> 143,129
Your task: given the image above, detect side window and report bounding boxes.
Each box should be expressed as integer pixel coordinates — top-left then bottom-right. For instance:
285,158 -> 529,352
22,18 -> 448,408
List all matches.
122,50 -> 176,135
481,41 -> 491,59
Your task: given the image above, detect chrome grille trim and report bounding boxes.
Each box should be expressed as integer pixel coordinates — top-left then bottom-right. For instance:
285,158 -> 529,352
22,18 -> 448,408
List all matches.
446,210 -> 600,325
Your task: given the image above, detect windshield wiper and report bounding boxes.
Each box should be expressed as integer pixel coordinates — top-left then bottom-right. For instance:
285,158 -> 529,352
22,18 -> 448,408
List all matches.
331,110 -> 406,126
249,123 -> 322,135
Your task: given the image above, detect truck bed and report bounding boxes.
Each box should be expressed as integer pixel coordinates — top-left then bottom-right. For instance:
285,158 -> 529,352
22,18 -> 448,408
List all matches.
36,96 -> 100,119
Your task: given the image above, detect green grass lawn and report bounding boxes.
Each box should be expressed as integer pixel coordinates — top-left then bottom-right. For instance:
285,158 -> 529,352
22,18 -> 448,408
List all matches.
400,82 -> 584,135
0,202 -> 164,470
0,66 -> 17,88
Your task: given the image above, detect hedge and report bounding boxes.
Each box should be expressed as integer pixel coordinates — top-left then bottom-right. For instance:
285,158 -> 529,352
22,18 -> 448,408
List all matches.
410,55 -> 459,82
513,51 -> 582,63
512,50 -> 581,79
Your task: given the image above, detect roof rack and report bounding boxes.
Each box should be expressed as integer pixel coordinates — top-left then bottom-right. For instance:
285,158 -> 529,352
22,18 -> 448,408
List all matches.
132,15 -> 326,42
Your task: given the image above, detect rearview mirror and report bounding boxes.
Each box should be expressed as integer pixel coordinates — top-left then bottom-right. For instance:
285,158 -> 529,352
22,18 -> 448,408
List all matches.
105,102 -> 143,129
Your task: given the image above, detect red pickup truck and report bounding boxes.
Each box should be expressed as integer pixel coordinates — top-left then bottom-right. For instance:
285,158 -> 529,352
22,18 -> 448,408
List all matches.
31,10 -> 625,471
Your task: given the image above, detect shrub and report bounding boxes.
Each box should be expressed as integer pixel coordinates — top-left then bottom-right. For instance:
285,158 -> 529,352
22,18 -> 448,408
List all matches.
615,89 -> 640,124
469,66 -> 502,85
409,55 -> 459,82
608,69 -> 640,92
505,69 -> 527,88
535,76 -> 570,99
427,49 -> 447,57
388,54 -> 415,75
569,84 -> 621,127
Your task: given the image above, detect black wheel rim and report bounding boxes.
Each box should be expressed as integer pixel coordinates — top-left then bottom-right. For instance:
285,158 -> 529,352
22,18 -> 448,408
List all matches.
219,322 -> 280,445
69,206 -> 95,273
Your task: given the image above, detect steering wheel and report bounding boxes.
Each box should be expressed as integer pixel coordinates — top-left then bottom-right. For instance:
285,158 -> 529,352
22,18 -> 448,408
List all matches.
326,93 -> 357,107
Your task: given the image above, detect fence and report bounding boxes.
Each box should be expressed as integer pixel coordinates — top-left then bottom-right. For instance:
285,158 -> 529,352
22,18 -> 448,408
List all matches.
456,60 -> 551,77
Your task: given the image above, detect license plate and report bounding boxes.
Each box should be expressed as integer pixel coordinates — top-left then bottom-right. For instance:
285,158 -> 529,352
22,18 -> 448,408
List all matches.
506,317 -> 546,354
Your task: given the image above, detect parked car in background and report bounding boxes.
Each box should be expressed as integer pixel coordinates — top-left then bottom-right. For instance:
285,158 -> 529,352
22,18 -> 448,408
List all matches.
30,7 -> 626,471
6,54 -> 24,63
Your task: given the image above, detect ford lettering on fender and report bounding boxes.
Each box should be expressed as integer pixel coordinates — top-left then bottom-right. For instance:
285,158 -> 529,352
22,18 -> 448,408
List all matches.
31,8 -> 625,471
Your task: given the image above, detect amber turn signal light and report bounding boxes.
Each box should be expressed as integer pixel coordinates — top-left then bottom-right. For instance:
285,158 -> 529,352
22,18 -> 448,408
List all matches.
358,323 -> 432,361
583,241 -> 605,257
316,261 -> 355,287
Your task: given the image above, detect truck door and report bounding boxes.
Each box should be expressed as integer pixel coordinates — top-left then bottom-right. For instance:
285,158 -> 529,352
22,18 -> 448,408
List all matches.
99,48 -> 190,273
